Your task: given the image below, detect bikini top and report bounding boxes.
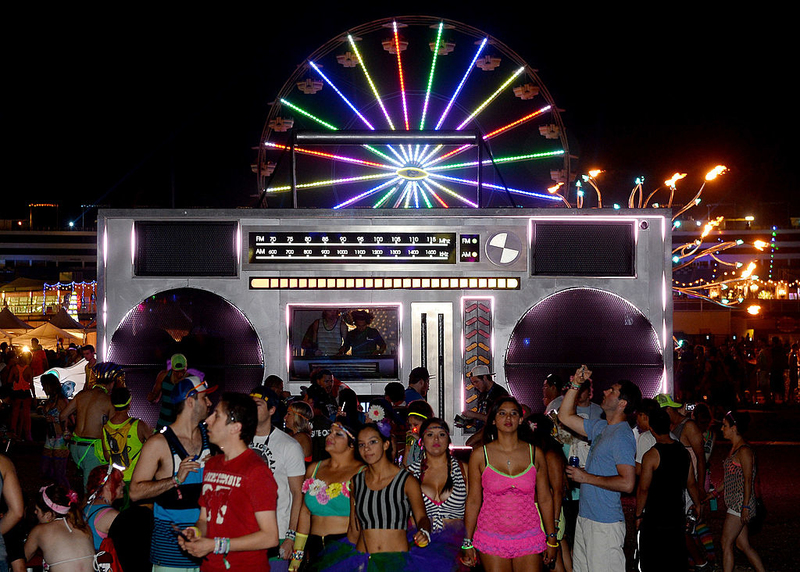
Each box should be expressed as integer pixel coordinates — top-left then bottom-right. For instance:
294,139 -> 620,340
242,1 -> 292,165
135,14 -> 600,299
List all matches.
409,456 -> 467,529
352,468 -> 411,530
303,462 -> 355,518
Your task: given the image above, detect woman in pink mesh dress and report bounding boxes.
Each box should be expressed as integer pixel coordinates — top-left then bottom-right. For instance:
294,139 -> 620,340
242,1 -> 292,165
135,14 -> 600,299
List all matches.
462,396 -> 559,571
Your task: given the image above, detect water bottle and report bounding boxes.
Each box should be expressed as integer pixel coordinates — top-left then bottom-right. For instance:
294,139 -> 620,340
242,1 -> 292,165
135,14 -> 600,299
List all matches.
709,484 -> 718,511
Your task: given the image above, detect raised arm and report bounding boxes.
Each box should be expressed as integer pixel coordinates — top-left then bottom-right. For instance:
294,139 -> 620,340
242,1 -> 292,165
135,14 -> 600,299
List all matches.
557,366 -> 591,437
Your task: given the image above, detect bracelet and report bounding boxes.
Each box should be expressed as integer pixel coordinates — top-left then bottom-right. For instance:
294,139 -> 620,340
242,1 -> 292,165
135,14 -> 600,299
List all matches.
567,381 -> 582,391
188,526 -> 202,538
214,537 -> 231,555
285,529 -> 297,540
546,540 -> 560,548
546,532 -> 557,538
635,514 -> 644,520
461,538 -> 474,550
291,550 -> 305,560
173,475 -> 183,500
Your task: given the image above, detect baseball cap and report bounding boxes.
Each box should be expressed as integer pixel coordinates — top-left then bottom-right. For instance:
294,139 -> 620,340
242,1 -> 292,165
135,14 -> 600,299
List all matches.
468,364 -> 495,378
171,353 -> 188,371
250,386 -> 279,409
654,393 -> 682,408
172,375 -> 217,404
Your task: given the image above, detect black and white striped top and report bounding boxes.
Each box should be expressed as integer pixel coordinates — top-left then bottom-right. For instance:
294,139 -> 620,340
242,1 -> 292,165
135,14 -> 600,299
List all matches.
352,468 -> 411,530
409,456 -> 467,531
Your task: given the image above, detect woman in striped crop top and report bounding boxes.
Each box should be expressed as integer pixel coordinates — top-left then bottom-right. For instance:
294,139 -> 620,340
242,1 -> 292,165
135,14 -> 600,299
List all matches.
409,418 -> 468,571
314,419 -> 451,571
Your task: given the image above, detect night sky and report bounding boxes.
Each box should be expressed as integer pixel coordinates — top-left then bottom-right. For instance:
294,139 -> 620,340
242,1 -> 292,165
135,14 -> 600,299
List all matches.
3,5 -> 792,225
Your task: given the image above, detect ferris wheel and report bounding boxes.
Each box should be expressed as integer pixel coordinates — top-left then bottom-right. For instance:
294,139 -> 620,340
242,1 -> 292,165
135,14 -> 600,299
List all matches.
256,16 -> 571,209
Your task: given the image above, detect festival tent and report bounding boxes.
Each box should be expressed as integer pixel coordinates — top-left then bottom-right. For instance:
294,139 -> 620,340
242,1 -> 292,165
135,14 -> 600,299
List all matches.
48,306 -> 86,338
11,322 -> 82,350
0,306 -> 32,343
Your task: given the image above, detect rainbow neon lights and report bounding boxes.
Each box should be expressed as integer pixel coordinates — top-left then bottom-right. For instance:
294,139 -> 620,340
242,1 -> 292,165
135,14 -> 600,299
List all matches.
264,22 -> 565,208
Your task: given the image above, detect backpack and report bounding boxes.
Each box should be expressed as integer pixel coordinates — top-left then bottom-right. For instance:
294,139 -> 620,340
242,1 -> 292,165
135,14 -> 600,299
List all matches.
96,536 -> 123,572
100,418 -> 137,469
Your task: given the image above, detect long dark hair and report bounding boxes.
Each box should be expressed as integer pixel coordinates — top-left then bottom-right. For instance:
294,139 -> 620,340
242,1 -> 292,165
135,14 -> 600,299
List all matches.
418,417 -> 455,495
524,413 -> 565,458
484,396 -> 532,443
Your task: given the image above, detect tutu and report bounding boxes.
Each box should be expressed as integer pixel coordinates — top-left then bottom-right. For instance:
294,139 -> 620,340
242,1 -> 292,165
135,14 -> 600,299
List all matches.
312,534 -> 456,572
408,519 -> 467,572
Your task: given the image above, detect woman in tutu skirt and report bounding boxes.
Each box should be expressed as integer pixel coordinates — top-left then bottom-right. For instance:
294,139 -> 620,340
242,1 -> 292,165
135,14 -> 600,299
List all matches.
408,418 -> 469,571
312,411 -> 450,571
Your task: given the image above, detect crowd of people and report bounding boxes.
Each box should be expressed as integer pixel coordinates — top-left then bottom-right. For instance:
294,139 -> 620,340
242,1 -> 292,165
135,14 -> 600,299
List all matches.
0,340 -> 774,572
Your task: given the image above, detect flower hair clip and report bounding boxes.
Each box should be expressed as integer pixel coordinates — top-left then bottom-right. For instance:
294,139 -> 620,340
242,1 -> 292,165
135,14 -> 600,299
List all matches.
367,404 -> 385,422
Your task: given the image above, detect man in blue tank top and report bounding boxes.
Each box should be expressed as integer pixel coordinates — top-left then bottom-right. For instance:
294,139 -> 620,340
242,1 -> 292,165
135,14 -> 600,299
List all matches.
130,376 -> 216,572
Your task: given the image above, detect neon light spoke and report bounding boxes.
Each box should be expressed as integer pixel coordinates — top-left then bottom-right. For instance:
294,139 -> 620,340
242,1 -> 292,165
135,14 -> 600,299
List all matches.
435,38 -> 487,130
309,61 -> 375,130
427,149 -> 565,171
364,145 -> 403,166
374,184 -> 400,208
426,144 -> 471,166
394,183 -> 412,208
394,21 -> 410,130
421,181 -> 449,208
456,67 -> 525,130
430,173 -> 561,202
333,177 -> 401,209
483,105 -> 551,140
279,99 -> 338,130
266,172 -> 394,193
419,22 -> 444,130
425,178 -> 479,208
263,142 -> 394,170
348,34 -> 395,130
413,183 -> 420,208
418,185 -> 434,208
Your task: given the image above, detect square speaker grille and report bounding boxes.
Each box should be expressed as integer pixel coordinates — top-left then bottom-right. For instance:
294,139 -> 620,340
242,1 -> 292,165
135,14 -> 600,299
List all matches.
134,221 -> 238,276
532,221 -> 634,276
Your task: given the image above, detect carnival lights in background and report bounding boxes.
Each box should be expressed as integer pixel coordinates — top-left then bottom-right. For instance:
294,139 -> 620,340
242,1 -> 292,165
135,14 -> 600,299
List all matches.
258,17 -> 569,209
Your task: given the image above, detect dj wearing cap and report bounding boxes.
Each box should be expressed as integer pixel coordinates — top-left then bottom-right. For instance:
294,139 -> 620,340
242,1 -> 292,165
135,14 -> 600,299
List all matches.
131,375 -> 216,572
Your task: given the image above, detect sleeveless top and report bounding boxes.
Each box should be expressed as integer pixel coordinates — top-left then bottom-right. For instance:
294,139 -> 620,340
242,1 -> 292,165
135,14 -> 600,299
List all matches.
316,318 -> 343,355
352,468 -> 411,530
723,444 -> 757,515
151,424 -> 211,568
303,461 -> 354,518
84,503 -> 114,550
642,441 -> 689,529
474,444 -> 546,558
409,456 -> 467,531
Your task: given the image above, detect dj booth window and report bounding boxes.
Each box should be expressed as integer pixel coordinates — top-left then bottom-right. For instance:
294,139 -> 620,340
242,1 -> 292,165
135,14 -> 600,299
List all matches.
288,305 -> 400,382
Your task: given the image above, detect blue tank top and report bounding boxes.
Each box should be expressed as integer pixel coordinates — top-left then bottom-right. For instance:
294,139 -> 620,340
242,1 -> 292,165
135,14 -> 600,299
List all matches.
303,462 -> 354,518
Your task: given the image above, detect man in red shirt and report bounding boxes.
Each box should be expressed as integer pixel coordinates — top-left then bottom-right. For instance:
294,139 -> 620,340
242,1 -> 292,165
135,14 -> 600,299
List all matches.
180,392 -> 279,571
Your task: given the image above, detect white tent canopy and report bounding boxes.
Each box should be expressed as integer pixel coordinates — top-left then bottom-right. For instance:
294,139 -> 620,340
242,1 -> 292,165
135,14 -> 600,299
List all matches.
11,322 -> 83,350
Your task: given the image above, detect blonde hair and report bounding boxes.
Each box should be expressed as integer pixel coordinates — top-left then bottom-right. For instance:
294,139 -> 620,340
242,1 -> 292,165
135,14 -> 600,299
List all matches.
287,401 -> 313,434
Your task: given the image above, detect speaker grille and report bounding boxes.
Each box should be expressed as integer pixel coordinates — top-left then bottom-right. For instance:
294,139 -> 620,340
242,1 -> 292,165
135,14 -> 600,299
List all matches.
108,287 -> 263,427
134,221 -> 238,276
504,288 -> 663,410
532,221 -> 634,276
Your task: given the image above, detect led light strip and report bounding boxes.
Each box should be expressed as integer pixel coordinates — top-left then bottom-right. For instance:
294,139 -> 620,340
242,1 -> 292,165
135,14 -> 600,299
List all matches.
348,34 -> 395,130
393,21 -> 410,130
419,22 -> 444,130
309,61 -> 375,130
435,38 -> 487,130
250,276 -> 521,290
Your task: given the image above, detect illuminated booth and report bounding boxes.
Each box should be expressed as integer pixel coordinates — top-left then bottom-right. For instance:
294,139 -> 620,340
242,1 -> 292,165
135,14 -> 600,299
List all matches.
98,208 -> 672,439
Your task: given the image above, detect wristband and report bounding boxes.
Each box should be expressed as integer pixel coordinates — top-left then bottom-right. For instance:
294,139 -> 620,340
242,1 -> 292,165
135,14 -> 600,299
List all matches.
173,475 -> 183,500
547,532 -> 557,538
291,550 -> 305,560
188,526 -> 202,538
461,538 -> 474,550
635,514 -> 644,520
285,529 -> 297,540
294,532 -> 308,551
546,540 -> 560,548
